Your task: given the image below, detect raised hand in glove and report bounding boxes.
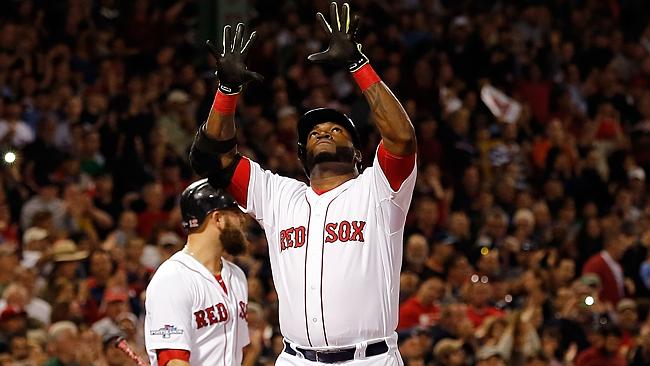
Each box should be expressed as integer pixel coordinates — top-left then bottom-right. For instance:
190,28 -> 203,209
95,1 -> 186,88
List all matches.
308,2 -> 368,72
206,23 -> 263,94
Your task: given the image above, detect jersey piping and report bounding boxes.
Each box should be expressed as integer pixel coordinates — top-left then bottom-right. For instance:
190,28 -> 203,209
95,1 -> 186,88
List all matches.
303,199 -> 313,347
320,197 -> 337,346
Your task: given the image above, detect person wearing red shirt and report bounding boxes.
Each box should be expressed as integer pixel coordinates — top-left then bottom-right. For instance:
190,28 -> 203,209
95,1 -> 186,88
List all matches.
616,299 -> 639,353
465,280 -> 504,328
137,182 -> 170,241
576,326 -> 627,366
398,277 -> 445,330
516,64 -> 551,124
583,229 -> 634,306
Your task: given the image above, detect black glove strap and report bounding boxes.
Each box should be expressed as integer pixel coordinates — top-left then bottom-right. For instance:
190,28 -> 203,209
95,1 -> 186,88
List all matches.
348,52 -> 369,72
194,123 -> 237,154
218,83 -> 243,95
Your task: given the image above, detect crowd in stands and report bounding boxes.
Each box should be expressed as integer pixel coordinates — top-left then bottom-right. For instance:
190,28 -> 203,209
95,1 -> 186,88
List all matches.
2,0 -> 650,365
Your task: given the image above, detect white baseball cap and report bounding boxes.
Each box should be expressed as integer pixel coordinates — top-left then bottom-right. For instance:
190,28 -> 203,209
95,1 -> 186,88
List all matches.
22,227 -> 48,244
629,167 -> 645,181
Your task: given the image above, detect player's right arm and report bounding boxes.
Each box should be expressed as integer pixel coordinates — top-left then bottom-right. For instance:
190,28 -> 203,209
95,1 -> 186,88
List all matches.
203,23 -> 261,167
189,23 -> 261,181
190,24 -> 302,226
145,265 -> 194,366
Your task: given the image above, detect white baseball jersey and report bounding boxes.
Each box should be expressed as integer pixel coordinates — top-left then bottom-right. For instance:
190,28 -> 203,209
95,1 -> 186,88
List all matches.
145,251 -> 249,366
230,145 -> 416,348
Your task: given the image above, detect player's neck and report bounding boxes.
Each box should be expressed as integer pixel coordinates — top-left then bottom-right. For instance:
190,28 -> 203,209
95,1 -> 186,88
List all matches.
184,236 -> 223,275
309,164 -> 358,191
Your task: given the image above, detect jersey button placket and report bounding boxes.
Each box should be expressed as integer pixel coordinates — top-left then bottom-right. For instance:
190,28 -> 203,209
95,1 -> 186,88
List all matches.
305,202 -> 327,346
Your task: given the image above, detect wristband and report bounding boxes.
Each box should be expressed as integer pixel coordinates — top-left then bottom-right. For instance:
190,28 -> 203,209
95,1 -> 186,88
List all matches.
352,63 -> 381,92
212,89 -> 239,114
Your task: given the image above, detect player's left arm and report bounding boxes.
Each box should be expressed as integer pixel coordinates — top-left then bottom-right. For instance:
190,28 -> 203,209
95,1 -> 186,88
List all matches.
242,342 -> 262,366
308,2 -> 416,157
361,81 -> 416,156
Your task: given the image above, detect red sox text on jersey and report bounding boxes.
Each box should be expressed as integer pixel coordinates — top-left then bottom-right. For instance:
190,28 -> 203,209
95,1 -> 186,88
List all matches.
280,221 -> 366,251
194,300 -> 248,328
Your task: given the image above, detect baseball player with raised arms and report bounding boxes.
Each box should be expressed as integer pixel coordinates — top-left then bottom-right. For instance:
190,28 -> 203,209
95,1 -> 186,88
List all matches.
190,2 -> 417,365
144,179 -> 251,366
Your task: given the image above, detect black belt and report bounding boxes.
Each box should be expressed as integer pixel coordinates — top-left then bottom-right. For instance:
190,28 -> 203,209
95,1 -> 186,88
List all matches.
283,340 -> 389,363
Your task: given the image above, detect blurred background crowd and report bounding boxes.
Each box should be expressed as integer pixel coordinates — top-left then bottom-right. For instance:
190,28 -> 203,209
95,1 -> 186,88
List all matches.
2,0 -> 650,365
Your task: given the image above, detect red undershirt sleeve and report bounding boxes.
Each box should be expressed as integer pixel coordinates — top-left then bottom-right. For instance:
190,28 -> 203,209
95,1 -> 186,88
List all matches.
376,140 -> 416,191
226,157 -> 251,208
157,349 -> 190,366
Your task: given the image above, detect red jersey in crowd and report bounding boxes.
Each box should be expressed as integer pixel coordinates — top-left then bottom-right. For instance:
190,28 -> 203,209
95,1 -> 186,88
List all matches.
398,296 -> 440,330
466,306 -> 504,328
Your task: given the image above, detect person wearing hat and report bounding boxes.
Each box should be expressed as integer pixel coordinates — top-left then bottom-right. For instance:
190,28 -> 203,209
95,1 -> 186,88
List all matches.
145,179 -> 251,366
41,240 -> 88,305
102,334 -> 132,366
156,231 -> 184,264
0,306 -> 28,353
627,167 -> 646,209
117,311 -> 145,359
48,239 -> 89,280
92,286 -> 130,339
161,89 -> 194,157
21,226 -> 50,269
476,346 -> 506,366
433,338 -> 466,366
616,298 -> 639,351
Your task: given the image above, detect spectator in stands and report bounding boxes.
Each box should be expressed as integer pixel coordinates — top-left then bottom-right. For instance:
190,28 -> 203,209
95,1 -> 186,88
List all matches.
583,227 -> 635,305
433,338 -> 466,366
616,298 -> 639,351
398,277 -> 444,330
465,279 -> 504,327
91,286 -> 130,339
43,321 -> 79,366
575,326 -> 627,366
423,232 -> 456,278
0,246 -> 18,296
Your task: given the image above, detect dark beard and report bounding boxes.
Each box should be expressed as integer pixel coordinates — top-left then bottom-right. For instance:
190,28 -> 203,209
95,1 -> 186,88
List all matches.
306,146 -> 355,171
220,219 -> 248,256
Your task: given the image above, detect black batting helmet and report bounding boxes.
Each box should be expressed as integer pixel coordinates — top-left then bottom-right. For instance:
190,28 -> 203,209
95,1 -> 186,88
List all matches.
180,179 -> 239,230
296,108 -> 361,175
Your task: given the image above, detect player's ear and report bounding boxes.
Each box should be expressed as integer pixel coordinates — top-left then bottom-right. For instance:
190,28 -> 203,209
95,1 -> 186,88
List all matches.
353,149 -> 362,163
208,211 -> 224,228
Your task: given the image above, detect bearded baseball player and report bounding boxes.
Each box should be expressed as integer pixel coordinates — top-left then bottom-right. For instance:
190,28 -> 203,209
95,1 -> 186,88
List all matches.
190,2 -> 417,365
144,179 -> 251,366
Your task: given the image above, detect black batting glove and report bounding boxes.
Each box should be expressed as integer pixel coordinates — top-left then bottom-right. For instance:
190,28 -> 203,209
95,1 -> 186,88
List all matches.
206,23 -> 263,94
308,2 -> 368,72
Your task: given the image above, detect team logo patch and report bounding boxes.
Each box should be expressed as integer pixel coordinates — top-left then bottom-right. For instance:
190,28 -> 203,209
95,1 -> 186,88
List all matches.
150,325 -> 184,338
